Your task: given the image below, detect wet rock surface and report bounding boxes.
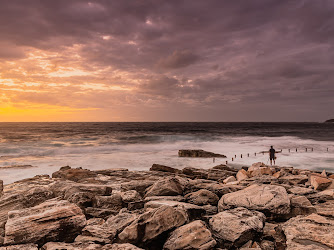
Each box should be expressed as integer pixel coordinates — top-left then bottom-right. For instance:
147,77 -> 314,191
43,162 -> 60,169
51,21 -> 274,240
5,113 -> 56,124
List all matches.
0,164 -> 334,249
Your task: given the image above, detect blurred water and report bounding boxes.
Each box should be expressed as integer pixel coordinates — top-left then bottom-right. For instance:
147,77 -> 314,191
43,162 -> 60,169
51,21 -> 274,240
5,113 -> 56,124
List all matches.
0,122 -> 333,184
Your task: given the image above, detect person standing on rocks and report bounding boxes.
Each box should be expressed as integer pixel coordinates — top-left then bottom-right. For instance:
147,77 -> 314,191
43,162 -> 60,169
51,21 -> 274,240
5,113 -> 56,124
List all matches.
269,146 -> 276,165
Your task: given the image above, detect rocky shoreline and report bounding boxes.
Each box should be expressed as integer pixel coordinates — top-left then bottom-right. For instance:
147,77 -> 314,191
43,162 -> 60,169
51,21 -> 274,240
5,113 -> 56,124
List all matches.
1,162 -> 334,249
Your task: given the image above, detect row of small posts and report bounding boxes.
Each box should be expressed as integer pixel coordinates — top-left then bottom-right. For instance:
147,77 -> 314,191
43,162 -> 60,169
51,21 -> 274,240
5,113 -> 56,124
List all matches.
221,147 -> 331,164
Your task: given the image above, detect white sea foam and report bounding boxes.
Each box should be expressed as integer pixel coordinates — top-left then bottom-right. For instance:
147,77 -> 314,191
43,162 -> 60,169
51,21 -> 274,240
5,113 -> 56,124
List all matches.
0,135 -> 333,184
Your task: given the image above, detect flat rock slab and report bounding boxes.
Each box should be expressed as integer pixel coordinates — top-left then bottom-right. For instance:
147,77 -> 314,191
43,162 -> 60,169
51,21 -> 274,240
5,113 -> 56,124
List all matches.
288,187 -> 315,196
282,213 -> 334,249
218,184 -> 290,217
0,244 -> 38,250
42,242 -> 103,249
209,207 -> 265,248
4,199 -> 86,246
164,220 -> 216,250
314,200 -> 334,217
178,149 -> 226,158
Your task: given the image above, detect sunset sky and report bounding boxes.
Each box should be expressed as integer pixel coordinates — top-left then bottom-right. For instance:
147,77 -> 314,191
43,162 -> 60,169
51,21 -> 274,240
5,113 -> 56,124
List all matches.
0,0 -> 333,122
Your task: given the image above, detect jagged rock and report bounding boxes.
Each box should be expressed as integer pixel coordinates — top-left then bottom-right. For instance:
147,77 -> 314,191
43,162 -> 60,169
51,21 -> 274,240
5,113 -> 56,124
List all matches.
106,212 -> 138,235
306,189 -> 334,204
288,186 -> 315,195
310,174 -> 332,191
314,200 -> 334,217
282,213 -> 334,249
178,149 -> 226,158
163,220 -> 216,250
41,242 -> 103,249
4,199 -> 86,246
0,244 -> 38,250
223,176 -> 236,184
95,168 -> 129,176
66,191 -> 94,209
144,200 -> 205,220
289,195 -> 316,217
185,180 -> 245,197
93,194 -> 123,211
218,184 -> 290,218
211,164 -> 238,172
118,205 -> 188,246
209,207 -> 265,248
106,243 -> 144,250
52,167 -> 97,182
150,164 -> 181,174
145,177 -> 183,197
75,219 -> 116,244
0,186 -> 54,225
184,189 -> 219,206
236,169 -> 249,181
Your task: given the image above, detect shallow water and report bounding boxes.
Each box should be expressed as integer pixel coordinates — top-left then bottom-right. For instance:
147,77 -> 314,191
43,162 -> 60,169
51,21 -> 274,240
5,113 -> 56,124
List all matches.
0,122 -> 333,184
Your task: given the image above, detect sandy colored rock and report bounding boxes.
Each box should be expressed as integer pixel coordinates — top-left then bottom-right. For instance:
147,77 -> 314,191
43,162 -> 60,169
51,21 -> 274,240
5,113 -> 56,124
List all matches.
184,189 -> 219,206
209,207 -> 265,248
289,195 -> 316,217
223,176 -> 237,184
163,220 -> 216,250
314,200 -> 334,217
42,242 -> 103,250
279,175 -> 308,185
4,199 -> 86,245
118,205 -> 188,244
288,186 -> 315,195
218,184 -> 290,217
282,213 -> 334,249
236,169 -> 249,181
145,177 -> 183,197
0,180 -> 3,197
310,175 -> 332,191
248,162 -> 272,177
0,244 -> 38,250
306,189 -> 334,204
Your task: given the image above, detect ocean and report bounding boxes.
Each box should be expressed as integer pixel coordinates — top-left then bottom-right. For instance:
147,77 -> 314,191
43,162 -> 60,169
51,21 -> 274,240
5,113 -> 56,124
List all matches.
0,122 -> 333,184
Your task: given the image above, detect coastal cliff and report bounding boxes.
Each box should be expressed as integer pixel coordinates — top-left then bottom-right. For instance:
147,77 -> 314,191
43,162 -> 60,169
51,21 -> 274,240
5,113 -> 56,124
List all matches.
1,163 -> 334,249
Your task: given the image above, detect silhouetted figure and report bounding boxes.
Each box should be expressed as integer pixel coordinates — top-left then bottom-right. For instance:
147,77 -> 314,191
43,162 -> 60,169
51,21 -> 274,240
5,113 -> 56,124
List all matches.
269,146 -> 276,165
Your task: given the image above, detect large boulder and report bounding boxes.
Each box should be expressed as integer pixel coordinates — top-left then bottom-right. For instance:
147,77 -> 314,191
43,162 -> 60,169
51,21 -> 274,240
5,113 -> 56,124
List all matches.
306,189 -> 334,204
145,177 -> 183,197
218,184 -> 290,218
248,162 -> 273,177
184,189 -> 219,206
163,220 -> 216,250
282,213 -> 334,249
105,212 -> 138,235
209,207 -> 265,248
289,195 -> 316,218
178,149 -> 226,158
118,205 -> 188,247
4,199 -> 86,246
0,186 -> 54,225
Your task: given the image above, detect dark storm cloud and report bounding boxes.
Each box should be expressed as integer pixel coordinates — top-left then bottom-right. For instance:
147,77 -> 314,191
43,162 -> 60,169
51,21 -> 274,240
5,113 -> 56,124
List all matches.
1,0 -> 334,121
